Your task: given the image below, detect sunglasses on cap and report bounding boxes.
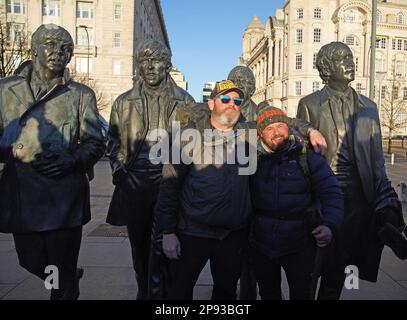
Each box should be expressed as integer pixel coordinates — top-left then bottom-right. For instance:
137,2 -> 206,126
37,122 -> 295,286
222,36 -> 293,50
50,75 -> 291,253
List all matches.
218,95 -> 243,106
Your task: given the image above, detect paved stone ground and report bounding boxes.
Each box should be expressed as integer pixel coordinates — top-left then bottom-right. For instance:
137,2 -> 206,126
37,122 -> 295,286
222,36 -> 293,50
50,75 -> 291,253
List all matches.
1,149 -> 407,300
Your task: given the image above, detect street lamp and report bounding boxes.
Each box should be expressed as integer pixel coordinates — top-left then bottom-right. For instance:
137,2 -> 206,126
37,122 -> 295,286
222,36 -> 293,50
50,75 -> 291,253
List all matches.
79,25 -> 90,85
376,70 -> 387,118
369,0 -> 378,99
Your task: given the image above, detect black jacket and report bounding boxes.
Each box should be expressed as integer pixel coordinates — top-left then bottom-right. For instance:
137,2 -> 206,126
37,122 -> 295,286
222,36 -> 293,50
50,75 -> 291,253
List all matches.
106,77 -> 195,225
155,109 -> 253,239
0,61 -> 105,233
251,138 -> 343,258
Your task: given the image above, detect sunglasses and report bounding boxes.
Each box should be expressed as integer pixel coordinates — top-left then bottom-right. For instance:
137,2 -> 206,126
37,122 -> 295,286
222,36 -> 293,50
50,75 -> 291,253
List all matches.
218,95 -> 243,106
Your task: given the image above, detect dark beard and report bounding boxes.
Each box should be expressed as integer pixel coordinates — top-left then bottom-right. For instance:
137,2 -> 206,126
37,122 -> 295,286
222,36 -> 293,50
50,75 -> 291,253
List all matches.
272,138 -> 290,153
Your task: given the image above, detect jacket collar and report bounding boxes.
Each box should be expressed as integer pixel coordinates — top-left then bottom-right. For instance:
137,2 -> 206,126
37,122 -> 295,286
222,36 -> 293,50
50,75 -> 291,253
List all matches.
14,60 -> 71,85
127,76 -> 185,102
9,60 -> 71,110
320,85 -> 366,108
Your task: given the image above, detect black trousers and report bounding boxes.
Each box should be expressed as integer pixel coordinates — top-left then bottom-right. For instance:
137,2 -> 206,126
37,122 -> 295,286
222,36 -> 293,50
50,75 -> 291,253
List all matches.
13,226 -> 82,300
168,229 -> 247,300
318,188 -> 370,300
126,184 -> 170,299
239,243 -> 258,300
251,244 -> 316,300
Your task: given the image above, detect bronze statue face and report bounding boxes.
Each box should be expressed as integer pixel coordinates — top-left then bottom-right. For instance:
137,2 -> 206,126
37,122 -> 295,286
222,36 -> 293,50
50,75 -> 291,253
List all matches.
328,47 -> 355,85
316,42 -> 355,86
31,25 -> 73,76
34,36 -> 72,74
139,56 -> 168,87
228,66 -> 256,100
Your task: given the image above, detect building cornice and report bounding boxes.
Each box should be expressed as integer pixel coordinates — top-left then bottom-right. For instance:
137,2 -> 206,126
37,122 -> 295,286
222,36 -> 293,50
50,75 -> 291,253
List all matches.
377,22 -> 407,30
247,38 -> 268,65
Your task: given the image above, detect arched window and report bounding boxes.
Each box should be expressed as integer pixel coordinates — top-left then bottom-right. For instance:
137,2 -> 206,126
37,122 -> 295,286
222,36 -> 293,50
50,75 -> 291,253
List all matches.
397,12 -> 405,24
377,10 -> 382,22
375,55 -> 386,72
346,10 -> 356,22
345,35 -> 360,46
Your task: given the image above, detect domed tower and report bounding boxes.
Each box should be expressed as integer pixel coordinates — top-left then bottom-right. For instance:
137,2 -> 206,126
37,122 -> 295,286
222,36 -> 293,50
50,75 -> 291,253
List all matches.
242,16 -> 265,63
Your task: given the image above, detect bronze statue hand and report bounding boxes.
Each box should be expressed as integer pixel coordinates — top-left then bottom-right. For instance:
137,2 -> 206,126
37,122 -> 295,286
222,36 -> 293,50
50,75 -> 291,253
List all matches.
32,149 -> 77,178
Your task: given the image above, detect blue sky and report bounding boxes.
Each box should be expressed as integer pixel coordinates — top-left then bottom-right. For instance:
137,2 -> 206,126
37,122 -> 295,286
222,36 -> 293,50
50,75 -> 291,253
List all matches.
161,0 -> 284,102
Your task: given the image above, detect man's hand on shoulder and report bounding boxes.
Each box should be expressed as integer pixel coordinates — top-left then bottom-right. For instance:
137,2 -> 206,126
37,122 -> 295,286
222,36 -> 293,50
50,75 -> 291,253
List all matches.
309,129 -> 327,154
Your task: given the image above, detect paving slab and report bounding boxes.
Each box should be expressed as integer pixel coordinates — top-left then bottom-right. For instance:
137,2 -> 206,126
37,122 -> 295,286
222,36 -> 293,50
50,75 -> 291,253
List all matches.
341,270 -> 407,300
0,241 -> 14,252
0,251 -> 30,285
0,285 -> 17,299
78,242 -> 133,267
2,276 -> 49,300
78,266 -> 138,300
380,247 -> 407,281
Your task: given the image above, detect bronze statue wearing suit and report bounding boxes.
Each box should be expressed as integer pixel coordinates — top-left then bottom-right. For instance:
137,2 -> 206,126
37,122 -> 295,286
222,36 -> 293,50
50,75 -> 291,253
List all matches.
297,42 -> 406,300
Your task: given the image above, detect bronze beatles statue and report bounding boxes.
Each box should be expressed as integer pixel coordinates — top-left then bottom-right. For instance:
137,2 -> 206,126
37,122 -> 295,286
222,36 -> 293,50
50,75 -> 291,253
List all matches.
106,39 -> 195,299
0,24 -> 105,299
297,41 -> 407,300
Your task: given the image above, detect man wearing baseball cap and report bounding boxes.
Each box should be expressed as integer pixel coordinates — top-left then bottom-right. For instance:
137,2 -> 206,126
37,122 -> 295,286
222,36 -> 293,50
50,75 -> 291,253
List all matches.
155,80 -> 256,299
250,106 -> 343,300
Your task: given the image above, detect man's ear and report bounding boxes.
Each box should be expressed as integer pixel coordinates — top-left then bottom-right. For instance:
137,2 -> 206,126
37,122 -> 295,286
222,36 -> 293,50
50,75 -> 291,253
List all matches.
166,62 -> 172,73
66,51 -> 73,64
208,99 -> 215,111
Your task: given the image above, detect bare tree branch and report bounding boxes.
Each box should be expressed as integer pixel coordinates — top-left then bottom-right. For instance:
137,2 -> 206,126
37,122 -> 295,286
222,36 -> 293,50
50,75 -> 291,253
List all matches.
70,69 -> 109,113
0,8 -> 30,78
379,61 -> 407,154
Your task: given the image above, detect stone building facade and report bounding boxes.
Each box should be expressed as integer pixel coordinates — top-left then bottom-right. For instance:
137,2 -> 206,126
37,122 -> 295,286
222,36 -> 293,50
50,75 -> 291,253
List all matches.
241,0 -> 407,136
2,0 -> 170,120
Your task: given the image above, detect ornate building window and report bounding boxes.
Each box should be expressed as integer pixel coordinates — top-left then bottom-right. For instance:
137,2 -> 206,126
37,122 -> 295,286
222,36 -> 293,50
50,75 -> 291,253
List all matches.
113,32 -> 121,47
396,12 -> 405,25
356,83 -> 362,94
376,37 -> 386,49
77,1 -> 94,19
346,36 -> 355,46
376,56 -> 386,72
297,8 -> 303,20
314,8 -> 322,19
296,29 -> 303,43
76,27 -> 94,45
396,61 -> 405,77
7,23 -> 24,42
295,81 -> 302,95
313,28 -> 321,43
295,53 -> 303,70
377,10 -> 382,22
6,0 -> 25,14
114,3 -> 121,20
43,0 -> 60,17
345,10 -> 356,23
312,81 -> 320,92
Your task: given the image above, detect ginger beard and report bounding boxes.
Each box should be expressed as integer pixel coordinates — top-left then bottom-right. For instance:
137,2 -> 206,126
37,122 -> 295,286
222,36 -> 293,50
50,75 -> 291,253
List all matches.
260,122 -> 289,151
